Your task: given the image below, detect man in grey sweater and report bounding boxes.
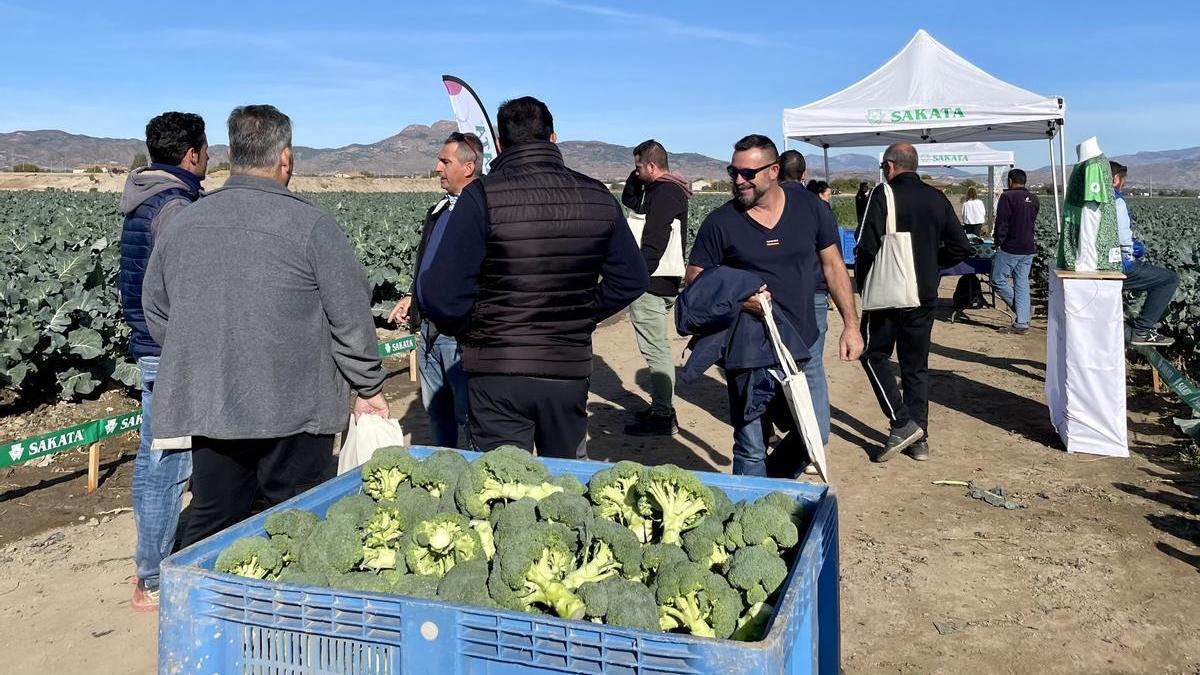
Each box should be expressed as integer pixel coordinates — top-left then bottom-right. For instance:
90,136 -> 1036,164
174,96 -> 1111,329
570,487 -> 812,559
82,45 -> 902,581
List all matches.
143,105 -> 389,546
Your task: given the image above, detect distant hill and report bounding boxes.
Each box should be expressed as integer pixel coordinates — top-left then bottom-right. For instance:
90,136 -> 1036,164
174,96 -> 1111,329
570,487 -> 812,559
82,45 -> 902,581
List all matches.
1026,146 -> 1200,190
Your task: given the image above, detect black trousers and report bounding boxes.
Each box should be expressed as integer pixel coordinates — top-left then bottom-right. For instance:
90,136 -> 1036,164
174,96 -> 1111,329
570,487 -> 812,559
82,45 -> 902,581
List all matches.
180,433 -> 335,548
468,374 -> 589,459
859,306 -> 935,439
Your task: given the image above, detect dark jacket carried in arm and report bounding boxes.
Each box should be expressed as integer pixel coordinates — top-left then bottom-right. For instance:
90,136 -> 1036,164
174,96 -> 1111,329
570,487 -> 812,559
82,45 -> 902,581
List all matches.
855,172 -> 974,306
621,171 -> 690,297
993,186 -> 1040,255
407,195 -> 452,330
417,141 -> 649,379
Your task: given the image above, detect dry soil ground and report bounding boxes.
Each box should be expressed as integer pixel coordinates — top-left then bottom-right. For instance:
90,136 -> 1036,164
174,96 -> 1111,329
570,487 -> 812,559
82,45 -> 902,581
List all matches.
0,283 -> 1198,674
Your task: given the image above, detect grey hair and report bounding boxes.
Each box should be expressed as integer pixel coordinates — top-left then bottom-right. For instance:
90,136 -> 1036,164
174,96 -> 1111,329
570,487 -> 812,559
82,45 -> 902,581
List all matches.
883,143 -> 918,172
446,132 -> 484,177
228,105 -> 292,170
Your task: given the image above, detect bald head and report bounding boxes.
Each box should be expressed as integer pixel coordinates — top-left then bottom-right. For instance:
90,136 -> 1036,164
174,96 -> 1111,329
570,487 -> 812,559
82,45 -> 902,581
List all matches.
883,143 -> 918,174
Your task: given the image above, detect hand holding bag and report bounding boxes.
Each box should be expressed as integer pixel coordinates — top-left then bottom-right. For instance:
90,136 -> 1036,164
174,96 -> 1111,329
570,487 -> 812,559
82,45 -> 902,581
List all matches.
860,183 -> 920,311
337,414 -> 407,475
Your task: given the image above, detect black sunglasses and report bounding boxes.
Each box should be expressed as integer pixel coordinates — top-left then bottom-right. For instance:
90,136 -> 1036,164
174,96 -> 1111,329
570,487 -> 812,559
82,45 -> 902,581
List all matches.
879,159 -> 892,171
726,162 -> 777,182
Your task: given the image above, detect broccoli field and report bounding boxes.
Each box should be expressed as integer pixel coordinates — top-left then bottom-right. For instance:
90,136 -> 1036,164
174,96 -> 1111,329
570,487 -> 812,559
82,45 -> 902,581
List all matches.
215,445 -> 810,642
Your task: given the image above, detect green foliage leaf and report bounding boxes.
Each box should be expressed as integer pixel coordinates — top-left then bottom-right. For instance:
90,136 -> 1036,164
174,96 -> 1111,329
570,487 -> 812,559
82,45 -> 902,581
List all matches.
67,327 -> 104,359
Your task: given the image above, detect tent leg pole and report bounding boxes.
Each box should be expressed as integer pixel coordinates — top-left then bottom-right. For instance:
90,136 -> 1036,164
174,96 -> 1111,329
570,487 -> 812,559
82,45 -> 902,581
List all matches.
1058,123 -> 1068,201
1049,137 -> 1061,233
823,146 -> 830,181
986,165 -> 995,236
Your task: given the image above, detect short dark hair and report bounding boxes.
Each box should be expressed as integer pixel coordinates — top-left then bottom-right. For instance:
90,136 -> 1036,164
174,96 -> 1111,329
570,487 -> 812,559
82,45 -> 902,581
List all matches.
446,132 -> 485,176
228,105 -> 292,169
145,112 -> 206,165
883,143 -> 918,172
806,179 -> 830,195
633,139 -> 669,171
733,134 -> 779,161
779,150 -> 806,181
1008,168 -> 1027,185
1109,161 -> 1127,178
496,96 -> 554,147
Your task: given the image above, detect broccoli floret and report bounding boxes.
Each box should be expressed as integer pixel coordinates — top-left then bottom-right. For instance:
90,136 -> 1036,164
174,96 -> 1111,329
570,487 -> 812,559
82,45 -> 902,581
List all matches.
296,520 -> 363,577
404,513 -> 483,577
436,559 -> 494,607
382,485 -> 441,532
754,491 -> 809,531
637,543 -> 690,584
588,460 -> 653,543
325,493 -> 378,530
564,517 -> 643,589
635,465 -> 713,545
708,486 -> 736,524
578,578 -> 660,631
276,567 -> 328,587
731,601 -> 774,641
216,536 -> 284,580
489,497 -> 539,540
653,561 -> 743,639
537,492 -> 593,531
264,509 -> 320,564
470,519 -> 496,560
330,571 -> 392,594
724,544 -> 788,605
361,507 -> 405,572
552,473 -> 587,496
361,446 -> 418,501
680,515 -> 732,570
409,449 -> 470,501
724,501 -> 799,553
455,446 -> 563,518
389,573 -> 439,599
491,522 -> 585,619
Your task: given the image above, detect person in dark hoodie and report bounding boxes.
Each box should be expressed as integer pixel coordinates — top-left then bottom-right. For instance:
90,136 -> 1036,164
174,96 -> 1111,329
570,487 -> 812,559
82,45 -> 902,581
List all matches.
118,111 -> 208,612
418,96 -> 648,459
620,139 -> 690,436
990,168 -> 1040,335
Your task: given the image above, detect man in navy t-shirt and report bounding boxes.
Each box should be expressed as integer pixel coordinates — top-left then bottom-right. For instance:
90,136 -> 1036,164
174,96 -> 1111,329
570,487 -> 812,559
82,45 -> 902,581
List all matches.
686,134 -> 863,477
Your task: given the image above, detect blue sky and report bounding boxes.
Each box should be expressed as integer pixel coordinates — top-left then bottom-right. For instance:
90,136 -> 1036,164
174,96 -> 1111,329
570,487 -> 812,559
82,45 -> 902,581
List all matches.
3,0 -> 1197,170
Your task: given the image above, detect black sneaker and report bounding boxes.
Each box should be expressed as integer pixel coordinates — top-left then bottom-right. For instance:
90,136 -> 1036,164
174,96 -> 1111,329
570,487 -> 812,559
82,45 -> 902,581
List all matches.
1131,328 -> 1174,347
1000,325 -> 1029,335
625,411 -> 678,437
873,420 -> 924,463
905,440 -> 930,461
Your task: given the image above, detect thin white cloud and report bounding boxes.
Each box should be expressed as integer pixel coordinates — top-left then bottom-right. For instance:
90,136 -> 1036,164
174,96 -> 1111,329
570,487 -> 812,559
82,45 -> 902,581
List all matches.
530,0 -> 783,48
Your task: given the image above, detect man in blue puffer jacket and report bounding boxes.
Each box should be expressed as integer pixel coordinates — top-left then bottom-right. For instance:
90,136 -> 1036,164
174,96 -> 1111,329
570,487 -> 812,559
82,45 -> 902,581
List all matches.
118,111 -> 208,612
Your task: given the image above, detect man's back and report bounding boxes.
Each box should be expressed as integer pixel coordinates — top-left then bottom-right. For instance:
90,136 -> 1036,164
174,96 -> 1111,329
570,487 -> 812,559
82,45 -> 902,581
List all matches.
995,187 -> 1039,255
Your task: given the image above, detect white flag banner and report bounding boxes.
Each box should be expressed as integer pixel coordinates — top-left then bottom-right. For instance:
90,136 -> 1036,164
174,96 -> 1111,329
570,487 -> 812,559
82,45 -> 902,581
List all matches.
442,75 -> 499,173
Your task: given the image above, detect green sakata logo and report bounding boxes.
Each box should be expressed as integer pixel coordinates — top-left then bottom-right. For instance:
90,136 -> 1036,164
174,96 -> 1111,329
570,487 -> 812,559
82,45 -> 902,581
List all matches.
867,107 -> 967,125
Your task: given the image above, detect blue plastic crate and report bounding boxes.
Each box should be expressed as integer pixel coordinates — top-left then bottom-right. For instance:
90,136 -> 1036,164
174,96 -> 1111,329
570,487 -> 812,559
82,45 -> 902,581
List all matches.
160,447 -> 839,674
839,228 -> 856,265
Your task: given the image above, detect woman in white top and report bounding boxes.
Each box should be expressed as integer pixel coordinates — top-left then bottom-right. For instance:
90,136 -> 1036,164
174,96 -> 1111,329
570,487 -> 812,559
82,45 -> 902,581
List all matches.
961,187 -> 985,236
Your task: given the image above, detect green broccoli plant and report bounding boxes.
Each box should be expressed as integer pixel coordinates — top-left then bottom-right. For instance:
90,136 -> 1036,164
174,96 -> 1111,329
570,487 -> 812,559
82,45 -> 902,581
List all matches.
361,507 -> 405,572
330,572 -> 392,594
388,572 -> 440,599
636,543 -> 690,585
490,522 -> 585,619
381,484 -> 440,532
325,493 -> 378,530
731,601 -> 774,641
216,536 -> 284,580
455,445 -> 563,518
409,449 -> 470,500
404,513 -> 483,578
635,464 -> 714,545
723,544 -> 788,605
724,500 -> 799,553
296,520 -> 364,578
754,491 -> 809,531
276,567 -> 329,587
587,460 -> 653,543
436,559 -> 494,607
264,508 -> 320,564
681,514 -> 732,570
653,560 -> 744,639
488,497 -> 538,541
361,446 -> 418,501
564,517 -> 643,590
470,519 -> 496,560
536,492 -> 593,532
577,578 -> 660,631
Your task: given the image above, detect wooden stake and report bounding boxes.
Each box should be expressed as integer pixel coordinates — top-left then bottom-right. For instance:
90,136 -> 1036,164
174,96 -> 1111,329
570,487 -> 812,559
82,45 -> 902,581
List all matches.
1151,363 -> 1163,394
86,442 -> 100,493
409,349 -> 418,384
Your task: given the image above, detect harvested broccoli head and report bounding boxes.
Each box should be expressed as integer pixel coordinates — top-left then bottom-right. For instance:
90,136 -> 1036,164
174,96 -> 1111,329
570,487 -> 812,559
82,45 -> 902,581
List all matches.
455,446 -> 563,518
724,501 -> 799,553
578,578 -> 660,631
216,536 -> 284,580
491,522 -> 585,620
325,494 -> 378,530
653,561 -> 743,639
588,460 -> 652,543
537,492 -> 594,532
636,542 -> 690,585
361,507 -> 405,572
382,485 -> 440,532
436,559 -> 494,607
636,464 -> 713,545
404,512 -> 483,578
330,572 -> 392,594
488,497 -> 538,540
390,572 -> 440,599
731,601 -> 774,641
469,519 -> 496,560
296,520 -> 364,577
564,517 -> 643,589
724,544 -> 788,605
708,485 -> 736,524
361,446 -> 417,501
681,515 -> 732,570
276,567 -> 328,587
409,449 -> 470,499
264,509 -> 320,563
551,473 -> 587,496
754,491 -> 809,530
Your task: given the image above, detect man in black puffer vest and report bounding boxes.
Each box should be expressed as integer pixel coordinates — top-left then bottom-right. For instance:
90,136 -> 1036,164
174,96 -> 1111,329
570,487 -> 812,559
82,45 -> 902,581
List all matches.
418,96 -> 649,458
118,111 -> 208,612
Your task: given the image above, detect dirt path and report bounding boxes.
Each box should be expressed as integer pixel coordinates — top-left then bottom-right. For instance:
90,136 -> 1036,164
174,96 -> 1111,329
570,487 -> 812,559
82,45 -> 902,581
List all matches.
0,284 -> 1197,673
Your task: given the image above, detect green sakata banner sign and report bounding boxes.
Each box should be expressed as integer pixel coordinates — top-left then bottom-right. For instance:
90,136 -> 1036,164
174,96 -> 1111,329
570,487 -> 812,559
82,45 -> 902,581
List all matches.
1,335 -> 420,471
1137,345 -> 1200,413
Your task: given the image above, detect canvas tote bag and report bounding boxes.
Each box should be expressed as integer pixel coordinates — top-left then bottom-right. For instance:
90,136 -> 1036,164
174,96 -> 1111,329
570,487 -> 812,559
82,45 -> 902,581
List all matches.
760,294 -> 829,482
860,183 -> 920,311
337,414 -> 407,475
626,211 -> 686,278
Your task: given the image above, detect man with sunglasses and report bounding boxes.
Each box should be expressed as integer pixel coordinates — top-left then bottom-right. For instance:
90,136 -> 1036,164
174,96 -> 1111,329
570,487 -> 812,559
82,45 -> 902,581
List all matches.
856,143 -> 974,462
686,135 -> 862,477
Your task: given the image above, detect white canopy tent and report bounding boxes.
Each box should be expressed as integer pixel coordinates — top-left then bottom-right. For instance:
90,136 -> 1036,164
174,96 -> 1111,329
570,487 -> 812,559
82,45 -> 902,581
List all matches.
878,142 -> 1016,225
783,29 -> 1067,222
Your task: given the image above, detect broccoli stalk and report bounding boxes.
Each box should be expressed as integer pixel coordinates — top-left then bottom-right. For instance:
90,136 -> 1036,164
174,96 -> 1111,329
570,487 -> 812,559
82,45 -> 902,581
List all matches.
361,507 -> 404,572
588,461 -> 653,543
653,561 -> 743,639
216,536 -> 284,580
455,446 -> 564,518
731,601 -> 775,641
636,465 -> 714,545
404,513 -> 482,578
492,522 -> 585,620
361,446 -> 417,502
563,518 -> 642,590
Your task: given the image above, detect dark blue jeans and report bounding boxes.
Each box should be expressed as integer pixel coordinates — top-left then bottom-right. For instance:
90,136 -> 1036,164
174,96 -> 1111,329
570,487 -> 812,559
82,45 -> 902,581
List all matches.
1123,262 -> 1178,331
418,321 -> 470,448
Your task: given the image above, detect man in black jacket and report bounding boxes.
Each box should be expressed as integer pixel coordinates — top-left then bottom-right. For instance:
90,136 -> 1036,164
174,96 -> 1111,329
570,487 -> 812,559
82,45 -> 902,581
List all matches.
620,139 -> 690,436
418,97 -> 648,458
856,143 -> 973,462
990,168 -> 1040,334
388,132 -> 483,447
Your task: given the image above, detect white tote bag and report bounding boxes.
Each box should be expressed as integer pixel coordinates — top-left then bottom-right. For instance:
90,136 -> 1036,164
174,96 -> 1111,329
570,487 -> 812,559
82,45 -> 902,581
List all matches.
337,415 -> 407,475
760,295 -> 829,483
626,212 -> 686,278
860,183 -> 920,311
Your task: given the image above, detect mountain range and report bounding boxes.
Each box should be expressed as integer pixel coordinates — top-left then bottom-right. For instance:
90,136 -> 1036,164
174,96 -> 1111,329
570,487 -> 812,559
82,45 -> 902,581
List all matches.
2,122 -> 1195,188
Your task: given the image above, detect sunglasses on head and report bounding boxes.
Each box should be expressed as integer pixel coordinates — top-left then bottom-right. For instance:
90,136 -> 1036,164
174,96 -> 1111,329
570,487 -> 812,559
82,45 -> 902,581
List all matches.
726,162 -> 777,182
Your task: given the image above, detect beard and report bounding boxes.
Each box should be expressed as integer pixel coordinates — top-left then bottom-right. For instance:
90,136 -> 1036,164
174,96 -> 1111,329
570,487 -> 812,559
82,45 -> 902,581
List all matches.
733,181 -> 765,208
